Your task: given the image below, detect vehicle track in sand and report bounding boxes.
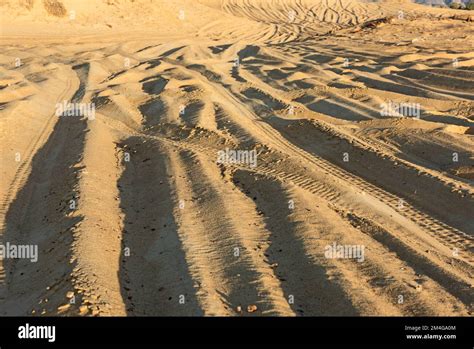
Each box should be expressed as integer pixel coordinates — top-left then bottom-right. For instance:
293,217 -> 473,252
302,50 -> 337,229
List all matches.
0,66 -> 77,301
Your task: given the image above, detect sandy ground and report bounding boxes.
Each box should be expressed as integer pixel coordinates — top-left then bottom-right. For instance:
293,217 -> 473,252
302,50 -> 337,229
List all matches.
0,0 -> 473,316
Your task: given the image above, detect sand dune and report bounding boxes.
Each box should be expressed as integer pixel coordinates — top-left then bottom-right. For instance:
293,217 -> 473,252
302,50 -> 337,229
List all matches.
0,0 -> 473,316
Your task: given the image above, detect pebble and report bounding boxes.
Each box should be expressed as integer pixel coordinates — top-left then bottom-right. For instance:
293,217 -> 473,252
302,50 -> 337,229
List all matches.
79,305 -> 89,315
57,304 -> 71,312
247,305 -> 258,313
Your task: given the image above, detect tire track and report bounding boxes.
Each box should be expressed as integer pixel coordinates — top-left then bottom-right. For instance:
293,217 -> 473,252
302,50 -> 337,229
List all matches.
0,65 -> 88,314
117,138 -> 204,315
0,66 -> 77,300
168,148 -> 294,315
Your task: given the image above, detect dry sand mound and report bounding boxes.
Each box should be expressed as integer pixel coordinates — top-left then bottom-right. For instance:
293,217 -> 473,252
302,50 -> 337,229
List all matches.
0,0 -> 473,316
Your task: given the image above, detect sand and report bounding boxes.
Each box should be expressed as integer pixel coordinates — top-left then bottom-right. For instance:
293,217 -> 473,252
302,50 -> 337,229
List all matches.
0,0 -> 473,316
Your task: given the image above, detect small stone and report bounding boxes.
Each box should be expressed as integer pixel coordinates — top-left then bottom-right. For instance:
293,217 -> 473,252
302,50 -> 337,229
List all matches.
58,304 -> 71,312
79,305 -> 89,315
236,306 -> 242,313
247,305 -> 258,313
66,291 -> 74,299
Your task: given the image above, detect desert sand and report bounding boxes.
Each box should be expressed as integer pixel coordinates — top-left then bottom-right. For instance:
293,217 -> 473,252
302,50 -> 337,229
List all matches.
0,0 -> 473,316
